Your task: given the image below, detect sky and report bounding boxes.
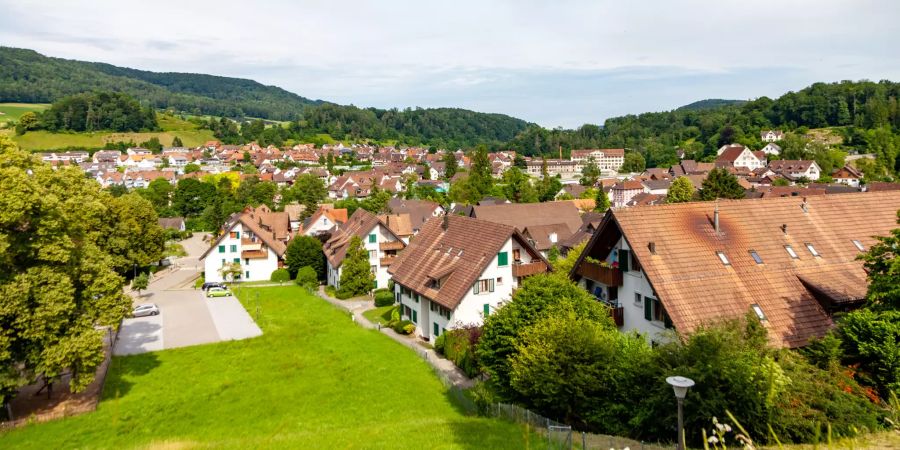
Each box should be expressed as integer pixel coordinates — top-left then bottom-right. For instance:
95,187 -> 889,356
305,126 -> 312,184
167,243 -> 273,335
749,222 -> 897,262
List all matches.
2,0 -> 899,128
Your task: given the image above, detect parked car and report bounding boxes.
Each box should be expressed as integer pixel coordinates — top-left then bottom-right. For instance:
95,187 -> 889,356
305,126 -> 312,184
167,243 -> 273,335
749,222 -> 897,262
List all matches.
207,288 -> 232,298
132,303 -> 160,317
202,282 -> 226,291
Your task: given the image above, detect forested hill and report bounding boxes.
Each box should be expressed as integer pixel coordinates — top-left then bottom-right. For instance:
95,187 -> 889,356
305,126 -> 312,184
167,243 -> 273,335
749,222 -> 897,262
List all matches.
676,99 -> 746,111
0,47 -> 320,120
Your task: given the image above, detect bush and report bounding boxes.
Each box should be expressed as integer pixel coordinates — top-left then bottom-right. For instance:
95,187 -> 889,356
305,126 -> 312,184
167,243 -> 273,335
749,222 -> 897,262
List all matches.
444,326 -> 483,378
434,333 -> 446,354
270,268 -> 290,283
393,320 -> 415,335
295,266 -> 318,291
374,290 -> 395,307
324,285 -> 337,297
194,276 -> 204,290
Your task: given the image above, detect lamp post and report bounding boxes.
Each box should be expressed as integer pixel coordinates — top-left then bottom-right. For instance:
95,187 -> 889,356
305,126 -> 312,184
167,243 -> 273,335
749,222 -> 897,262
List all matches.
666,375 -> 695,450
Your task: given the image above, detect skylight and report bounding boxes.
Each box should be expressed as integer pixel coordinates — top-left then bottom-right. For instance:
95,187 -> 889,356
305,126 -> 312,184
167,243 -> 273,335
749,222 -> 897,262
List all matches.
716,251 -> 730,265
751,304 -> 767,321
805,243 -> 820,257
852,240 -> 865,251
749,250 -> 763,264
785,245 -> 799,259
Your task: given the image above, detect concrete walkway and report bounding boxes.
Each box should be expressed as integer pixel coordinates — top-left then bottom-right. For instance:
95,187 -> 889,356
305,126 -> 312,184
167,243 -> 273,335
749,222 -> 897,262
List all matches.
316,286 -> 475,388
207,297 -> 263,341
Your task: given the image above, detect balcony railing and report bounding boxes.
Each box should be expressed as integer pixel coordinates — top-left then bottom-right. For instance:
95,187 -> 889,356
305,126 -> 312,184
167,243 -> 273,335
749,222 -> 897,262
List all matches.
576,261 -> 623,286
380,240 -> 405,251
512,261 -> 548,278
379,256 -> 397,266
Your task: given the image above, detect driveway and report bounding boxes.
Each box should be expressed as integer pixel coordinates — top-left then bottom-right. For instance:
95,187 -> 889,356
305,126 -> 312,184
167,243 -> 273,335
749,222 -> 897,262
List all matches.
115,234 -> 261,355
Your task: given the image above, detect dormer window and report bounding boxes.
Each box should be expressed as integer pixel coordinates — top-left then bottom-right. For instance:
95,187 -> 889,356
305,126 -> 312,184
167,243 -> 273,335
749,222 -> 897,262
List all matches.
716,251 -> 730,266
852,240 -> 865,251
785,245 -> 799,259
805,243 -> 820,257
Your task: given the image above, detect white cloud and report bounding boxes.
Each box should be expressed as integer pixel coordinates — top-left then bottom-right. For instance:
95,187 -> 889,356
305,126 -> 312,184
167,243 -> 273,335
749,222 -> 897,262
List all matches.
1,0 -> 899,126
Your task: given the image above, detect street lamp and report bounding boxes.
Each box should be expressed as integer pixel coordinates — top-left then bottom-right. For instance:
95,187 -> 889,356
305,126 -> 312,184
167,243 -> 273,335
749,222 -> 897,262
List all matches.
666,375 -> 695,450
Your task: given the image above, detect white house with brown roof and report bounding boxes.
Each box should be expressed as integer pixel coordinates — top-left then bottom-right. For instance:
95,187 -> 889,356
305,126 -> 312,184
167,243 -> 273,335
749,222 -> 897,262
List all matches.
200,205 -> 292,282
571,191 -> 900,348
832,165 -> 862,187
470,201 -> 582,256
761,130 -> 785,142
323,209 -> 406,291
610,180 -> 648,208
388,215 -> 549,341
767,160 -> 822,181
715,146 -> 766,170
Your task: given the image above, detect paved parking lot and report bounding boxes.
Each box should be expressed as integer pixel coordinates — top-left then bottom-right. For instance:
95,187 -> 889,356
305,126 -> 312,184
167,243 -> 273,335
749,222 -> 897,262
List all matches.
114,235 -> 262,356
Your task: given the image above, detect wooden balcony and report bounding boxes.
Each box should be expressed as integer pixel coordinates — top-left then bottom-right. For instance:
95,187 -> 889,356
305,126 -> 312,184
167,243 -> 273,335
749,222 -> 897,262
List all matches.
380,241 -> 405,251
610,306 -> 624,327
576,262 -> 623,286
379,256 -> 397,266
512,261 -> 548,278
241,249 -> 268,260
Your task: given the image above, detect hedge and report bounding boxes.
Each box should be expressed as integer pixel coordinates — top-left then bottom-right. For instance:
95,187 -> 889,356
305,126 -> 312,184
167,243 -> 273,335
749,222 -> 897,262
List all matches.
270,268 -> 290,283
374,290 -> 395,307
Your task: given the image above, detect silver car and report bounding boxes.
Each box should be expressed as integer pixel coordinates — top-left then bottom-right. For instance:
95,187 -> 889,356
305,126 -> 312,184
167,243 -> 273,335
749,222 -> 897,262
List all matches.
132,303 -> 160,317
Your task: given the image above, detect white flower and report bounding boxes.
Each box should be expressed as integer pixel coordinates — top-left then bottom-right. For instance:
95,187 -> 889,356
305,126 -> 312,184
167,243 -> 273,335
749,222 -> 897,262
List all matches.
716,422 -> 725,432
708,435 -> 720,444
724,424 -> 732,433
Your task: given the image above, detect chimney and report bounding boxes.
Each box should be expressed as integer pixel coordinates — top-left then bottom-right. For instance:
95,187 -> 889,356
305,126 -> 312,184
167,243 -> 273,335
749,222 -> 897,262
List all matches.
713,203 -> 720,234
801,197 -> 809,214
781,224 -> 788,234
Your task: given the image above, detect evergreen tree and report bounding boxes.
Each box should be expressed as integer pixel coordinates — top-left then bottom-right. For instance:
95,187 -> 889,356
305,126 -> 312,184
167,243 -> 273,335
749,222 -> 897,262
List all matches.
338,236 -> 374,297
171,136 -> 183,147
468,145 -> 494,201
666,176 -> 695,203
699,168 -> 746,200
284,236 -> 325,280
859,210 -> 900,310
594,187 -> 610,212
579,157 -> 600,186
443,151 -> 458,180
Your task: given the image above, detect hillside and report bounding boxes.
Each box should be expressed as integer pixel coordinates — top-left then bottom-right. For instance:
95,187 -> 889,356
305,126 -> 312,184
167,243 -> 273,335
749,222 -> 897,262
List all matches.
676,98 -> 746,111
0,47 -> 320,121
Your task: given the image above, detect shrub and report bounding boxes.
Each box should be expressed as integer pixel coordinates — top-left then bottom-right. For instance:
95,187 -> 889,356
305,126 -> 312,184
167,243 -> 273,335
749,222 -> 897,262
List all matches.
270,268 -> 290,283
374,290 -> 395,307
838,308 -> 900,396
194,276 -> 204,290
393,320 -> 414,335
434,333 -> 446,354
294,266 -> 318,291
444,326 -> 483,378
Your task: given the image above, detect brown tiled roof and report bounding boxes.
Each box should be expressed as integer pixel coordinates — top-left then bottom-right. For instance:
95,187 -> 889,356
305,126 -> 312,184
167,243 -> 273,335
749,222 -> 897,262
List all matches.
574,191 -> 900,348
379,213 -> 414,237
388,215 -> 547,309
866,182 -> 900,192
522,223 -> 573,251
715,147 -> 747,163
387,198 -> 440,230
768,160 -> 816,173
323,209 -> 405,268
199,205 -> 291,260
471,201 -> 582,236
613,180 -> 645,191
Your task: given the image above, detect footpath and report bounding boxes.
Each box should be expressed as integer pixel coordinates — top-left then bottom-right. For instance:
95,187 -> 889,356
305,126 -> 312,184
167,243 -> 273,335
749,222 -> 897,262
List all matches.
315,286 -> 475,389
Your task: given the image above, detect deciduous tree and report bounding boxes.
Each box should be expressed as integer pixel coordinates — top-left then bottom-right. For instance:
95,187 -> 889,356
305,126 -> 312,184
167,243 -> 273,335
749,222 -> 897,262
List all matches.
699,167 -> 745,200
337,236 -> 374,297
666,176 -> 694,203
285,236 -> 325,280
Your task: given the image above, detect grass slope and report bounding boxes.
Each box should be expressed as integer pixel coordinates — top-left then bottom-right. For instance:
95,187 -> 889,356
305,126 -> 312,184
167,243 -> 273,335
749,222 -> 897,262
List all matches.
12,129 -> 216,151
0,286 -> 533,449
0,103 -> 49,124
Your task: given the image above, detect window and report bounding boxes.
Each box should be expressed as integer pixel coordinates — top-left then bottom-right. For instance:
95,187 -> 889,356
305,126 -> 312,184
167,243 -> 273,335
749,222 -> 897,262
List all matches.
229,231 -> 239,239
852,240 -> 865,251
368,250 -> 377,259
368,233 -> 376,243
785,245 -> 799,259
230,245 -> 237,253
433,323 -> 439,337
497,251 -> 509,266
805,243 -> 820,257
751,303 -> 767,321
245,271 -> 250,278
414,294 -> 419,303
496,277 -> 503,285
618,249 -> 631,271
749,250 -> 763,264
644,297 -> 673,328
218,245 -> 225,253
473,279 -> 494,294
483,304 -> 490,316
245,258 -> 250,265
512,249 -> 521,262
233,258 -> 240,263
716,251 -> 730,265
634,293 -> 642,305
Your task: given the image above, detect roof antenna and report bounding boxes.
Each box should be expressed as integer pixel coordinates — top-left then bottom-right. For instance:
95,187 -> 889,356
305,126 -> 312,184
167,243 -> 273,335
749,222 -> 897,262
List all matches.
713,201 -> 720,234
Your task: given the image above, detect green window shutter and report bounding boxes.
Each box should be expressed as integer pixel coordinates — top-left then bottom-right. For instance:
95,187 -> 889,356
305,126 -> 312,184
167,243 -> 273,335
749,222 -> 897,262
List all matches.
619,249 -> 630,271
433,323 -> 439,336
369,233 -> 376,243
245,271 -> 250,278
233,258 -> 240,263
483,304 -> 490,316
644,297 -> 652,321
663,306 -> 673,329
497,251 -> 508,266
218,245 -> 225,253
235,231 -> 240,238
373,279 -> 378,289
412,310 -> 417,323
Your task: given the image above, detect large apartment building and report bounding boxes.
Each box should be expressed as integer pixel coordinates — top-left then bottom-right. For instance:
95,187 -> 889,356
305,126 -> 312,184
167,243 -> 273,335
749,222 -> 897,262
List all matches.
323,209 -> 406,291
200,205 -> 291,282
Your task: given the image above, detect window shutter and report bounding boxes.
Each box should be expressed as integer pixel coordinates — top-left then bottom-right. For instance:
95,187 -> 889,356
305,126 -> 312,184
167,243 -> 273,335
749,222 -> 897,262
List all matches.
619,249 -> 630,271
644,297 -> 652,321
489,278 -> 495,292
497,252 -> 508,266
483,304 -> 490,316
236,231 -> 240,238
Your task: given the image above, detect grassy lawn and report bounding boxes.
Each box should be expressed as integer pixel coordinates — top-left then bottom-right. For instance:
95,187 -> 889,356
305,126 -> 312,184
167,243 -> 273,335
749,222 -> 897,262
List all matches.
363,305 -> 396,325
13,129 -> 217,151
0,103 -> 50,124
0,285 -> 534,449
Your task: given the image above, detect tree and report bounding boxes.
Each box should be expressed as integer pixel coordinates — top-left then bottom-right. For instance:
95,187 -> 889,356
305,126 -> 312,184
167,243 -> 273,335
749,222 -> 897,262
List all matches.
837,309 -> 900,396
0,136 -> 131,408
15,111 -> 39,135
579,157 -> 600,186
360,187 -> 392,214
501,167 -> 538,203
513,153 -> 527,169
172,178 -> 217,217
547,245 -> 560,264
859,210 -> 900,310
101,193 -> 167,273
183,163 -> 200,174
442,151 -> 459,180
140,177 -> 175,213
468,145 -> 494,201
772,177 -> 790,187
289,174 -> 327,220
594,187 -> 610,212
219,262 -> 242,282
131,272 -> 149,296
699,167 -> 745,200
171,136 -> 183,147
284,236 -> 325,280
620,152 -> 646,173
270,268 -> 290,283
666,176 -> 694,203
337,236 -> 374,297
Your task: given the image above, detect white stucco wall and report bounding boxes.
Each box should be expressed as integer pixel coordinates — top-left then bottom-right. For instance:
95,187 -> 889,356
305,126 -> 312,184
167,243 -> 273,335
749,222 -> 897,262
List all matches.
202,222 -> 280,282
327,223 -> 402,290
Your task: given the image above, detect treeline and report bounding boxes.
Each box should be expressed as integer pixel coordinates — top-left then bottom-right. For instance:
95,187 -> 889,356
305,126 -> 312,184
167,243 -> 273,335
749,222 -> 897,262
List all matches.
507,80 -> 900,176
22,91 -> 159,133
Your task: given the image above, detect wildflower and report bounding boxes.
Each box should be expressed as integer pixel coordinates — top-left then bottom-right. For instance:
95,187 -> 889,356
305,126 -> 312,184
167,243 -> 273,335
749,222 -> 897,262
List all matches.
708,435 -> 720,444
724,424 -> 732,432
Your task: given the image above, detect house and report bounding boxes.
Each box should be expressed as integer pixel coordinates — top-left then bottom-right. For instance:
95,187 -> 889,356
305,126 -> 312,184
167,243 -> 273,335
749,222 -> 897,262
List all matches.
570,191 -> 900,348
200,205 -> 291,282
158,217 -> 186,231
558,212 -> 605,254
469,201 -> 582,256
555,183 -> 588,199
641,179 -> 671,195
761,130 -> 785,142
323,209 -> 406,291
715,146 -> 766,170
378,213 -> 415,243
760,143 -> 782,156
299,205 -> 348,237
610,180 -> 648,208
387,198 -> 444,234
832,165 -> 862,187
768,160 -> 822,181
524,159 -> 581,177
388,214 -> 550,341
570,149 -> 626,172
717,144 -> 748,156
